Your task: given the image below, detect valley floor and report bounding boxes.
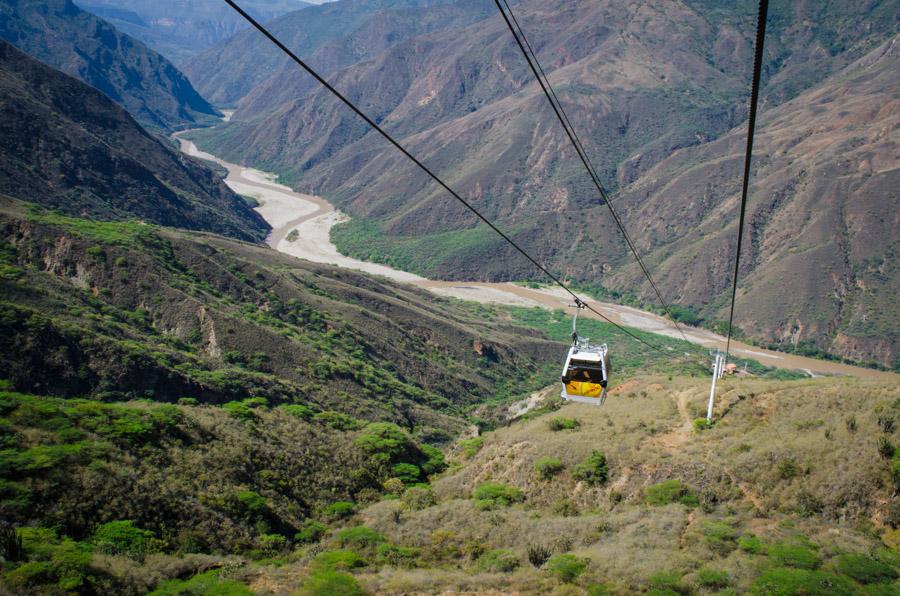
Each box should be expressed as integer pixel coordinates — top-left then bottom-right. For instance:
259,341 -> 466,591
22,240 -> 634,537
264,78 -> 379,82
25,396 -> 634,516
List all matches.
175,134 -> 898,381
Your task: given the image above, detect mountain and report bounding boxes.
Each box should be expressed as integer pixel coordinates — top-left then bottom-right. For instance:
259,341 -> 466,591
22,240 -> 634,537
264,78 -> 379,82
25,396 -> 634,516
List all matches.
612,35 -> 900,368
184,0 -> 898,366
182,0 -> 490,107
0,0 -> 220,132
0,40 -> 269,242
73,0 -> 312,64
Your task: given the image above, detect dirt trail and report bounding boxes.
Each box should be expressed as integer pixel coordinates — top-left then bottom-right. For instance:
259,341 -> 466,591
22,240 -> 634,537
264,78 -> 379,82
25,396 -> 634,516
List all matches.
659,390 -> 695,451
174,133 -> 898,381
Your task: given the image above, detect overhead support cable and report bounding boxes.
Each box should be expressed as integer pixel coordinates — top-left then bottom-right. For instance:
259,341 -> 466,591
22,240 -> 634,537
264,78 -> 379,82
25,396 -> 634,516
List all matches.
222,0 -> 687,360
724,0 -> 769,361
493,0 -> 689,343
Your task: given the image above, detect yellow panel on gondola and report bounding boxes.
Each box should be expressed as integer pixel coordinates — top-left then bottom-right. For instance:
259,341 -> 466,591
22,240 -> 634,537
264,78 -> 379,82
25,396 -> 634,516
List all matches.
565,380 -> 604,398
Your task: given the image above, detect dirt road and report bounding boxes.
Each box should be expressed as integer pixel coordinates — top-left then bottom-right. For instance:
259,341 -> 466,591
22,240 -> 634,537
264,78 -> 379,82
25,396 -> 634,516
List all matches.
175,134 -> 897,381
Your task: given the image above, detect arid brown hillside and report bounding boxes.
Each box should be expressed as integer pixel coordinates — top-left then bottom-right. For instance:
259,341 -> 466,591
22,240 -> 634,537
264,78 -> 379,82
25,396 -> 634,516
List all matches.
0,0 -> 220,132
186,0 -> 898,366
614,36 -> 900,367
0,41 -> 269,242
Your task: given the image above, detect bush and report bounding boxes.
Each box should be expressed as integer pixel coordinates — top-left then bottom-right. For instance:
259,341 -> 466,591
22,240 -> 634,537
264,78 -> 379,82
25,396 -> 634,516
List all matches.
280,404 -> 315,420
459,437 -> 484,459
648,571 -> 689,594
401,486 -> 436,510
527,543 -> 552,568
702,521 -> 737,555
92,520 -> 154,558
835,554 -> 897,584
478,549 -> 520,572
335,526 -> 385,549
420,443 -> 446,475
571,451 -> 608,485
472,481 -> 524,509
322,501 -> 356,521
644,480 -> 698,507
150,570 -> 251,595
738,535 -> 765,554
375,543 -> 419,567
750,568 -> 855,595
547,417 -> 581,431
382,477 -> 405,495
314,411 -> 360,430
356,422 -> 411,463
390,462 -> 422,484
257,534 -> 287,556
300,570 -> 364,596
546,553 -> 588,583
551,498 -> 579,517
295,520 -> 327,544
696,567 -> 730,589
223,400 -> 255,421
534,457 -> 565,480
768,541 -> 821,569
693,418 -> 711,432
312,550 -> 366,571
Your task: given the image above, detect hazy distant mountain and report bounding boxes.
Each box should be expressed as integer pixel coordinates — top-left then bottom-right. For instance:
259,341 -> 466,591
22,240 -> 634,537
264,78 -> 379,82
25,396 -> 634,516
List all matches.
0,0 -> 220,132
0,40 -> 269,242
183,0 -> 460,107
74,0 -> 313,64
185,0 -> 898,366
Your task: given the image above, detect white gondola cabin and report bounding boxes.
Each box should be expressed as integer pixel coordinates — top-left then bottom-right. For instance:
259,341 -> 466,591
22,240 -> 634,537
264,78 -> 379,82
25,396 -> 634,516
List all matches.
560,339 -> 610,404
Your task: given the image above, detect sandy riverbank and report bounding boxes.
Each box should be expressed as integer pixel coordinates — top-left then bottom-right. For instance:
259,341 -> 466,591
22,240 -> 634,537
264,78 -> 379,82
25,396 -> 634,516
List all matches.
174,133 -> 897,380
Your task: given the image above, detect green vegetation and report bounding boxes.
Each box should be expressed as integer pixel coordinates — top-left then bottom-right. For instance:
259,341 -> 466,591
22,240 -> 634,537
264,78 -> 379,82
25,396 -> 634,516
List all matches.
300,570 -> 364,596
150,570 -> 252,596
547,416 -> 581,431
750,568 -> 855,595
459,437 -> 484,459
571,450 -> 609,485
477,549 -> 520,573
546,553 -> 588,583
472,481 -> 525,510
644,479 -> 699,507
534,457 -> 565,479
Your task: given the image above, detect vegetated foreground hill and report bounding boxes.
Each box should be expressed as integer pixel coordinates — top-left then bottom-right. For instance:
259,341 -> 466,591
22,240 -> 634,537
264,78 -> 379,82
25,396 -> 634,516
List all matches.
0,0 -> 220,132
2,371 -> 897,593
74,0 -> 312,64
185,0 -> 898,367
0,195 -> 559,429
0,41 -> 269,243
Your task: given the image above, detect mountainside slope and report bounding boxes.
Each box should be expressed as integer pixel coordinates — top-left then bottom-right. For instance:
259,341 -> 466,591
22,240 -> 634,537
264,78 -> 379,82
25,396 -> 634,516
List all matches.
0,41 -> 269,242
614,35 -> 900,367
74,0 -> 311,64
0,0 -> 220,132
0,196 -> 558,427
186,0 -> 898,366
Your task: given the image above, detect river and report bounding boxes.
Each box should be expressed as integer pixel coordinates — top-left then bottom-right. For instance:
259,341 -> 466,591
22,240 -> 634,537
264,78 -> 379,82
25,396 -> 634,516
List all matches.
174,132 -> 896,380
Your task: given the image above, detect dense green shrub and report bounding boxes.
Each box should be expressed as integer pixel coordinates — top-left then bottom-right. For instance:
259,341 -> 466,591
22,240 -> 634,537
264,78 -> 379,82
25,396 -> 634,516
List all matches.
335,526 -> 385,549
92,520 -> 154,558
738,535 -> 765,554
693,418 -> 711,432
280,404 -> 315,420
459,437 -> 484,459
295,520 -> 327,544
768,540 -> 821,569
472,482 -> 524,510
256,533 -> 287,556
300,570 -> 364,596
702,521 -> 738,555
547,417 -> 580,431
478,549 -> 520,572
312,549 -> 366,572
314,411 -> 361,431
420,443 -> 446,475
321,501 -> 356,521
644,480 -> 698,507
223,400 -> 255,421
648,571 -> 689,594
835,554 -> 897,584
571,451 -> 608,485
149,570 -> 251,596
4,529 -> 95,592
546,553 -> 588,583
534,457 -> 564,479
390,462 -> 422,484
750,568 -> 855,595
375,543 -> 419,567
356,423 -> 411,463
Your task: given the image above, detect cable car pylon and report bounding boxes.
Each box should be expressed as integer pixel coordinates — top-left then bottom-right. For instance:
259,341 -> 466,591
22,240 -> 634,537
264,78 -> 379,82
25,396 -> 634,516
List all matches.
706,351 -> 726,422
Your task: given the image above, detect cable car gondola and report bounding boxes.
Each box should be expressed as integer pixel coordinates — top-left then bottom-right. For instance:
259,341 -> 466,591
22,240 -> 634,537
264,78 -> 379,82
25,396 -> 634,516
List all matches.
560,302 -> 610,405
